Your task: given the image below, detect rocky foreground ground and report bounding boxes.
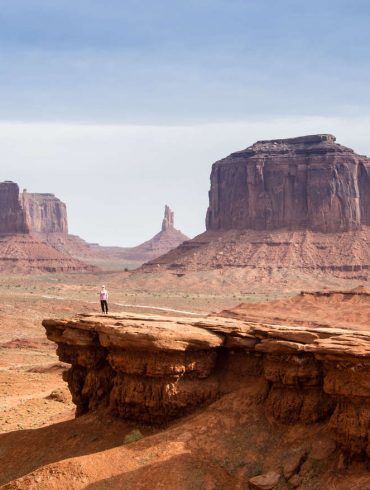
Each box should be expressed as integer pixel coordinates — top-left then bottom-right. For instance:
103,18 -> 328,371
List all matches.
1,309 -> 368,489
0,274 -> 369,489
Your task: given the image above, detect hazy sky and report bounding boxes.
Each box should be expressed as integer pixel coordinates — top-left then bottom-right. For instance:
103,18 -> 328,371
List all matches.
1,1 -> 370,245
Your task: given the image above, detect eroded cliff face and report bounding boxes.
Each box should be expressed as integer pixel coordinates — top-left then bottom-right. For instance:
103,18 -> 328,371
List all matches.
21,192 -> 68,234
0,181 -> 68,235
206,134 -> 370,233
0,182 -> 29,234
161,204 -> 175,231
0,181 -> 95,272
44,312 -> 370,461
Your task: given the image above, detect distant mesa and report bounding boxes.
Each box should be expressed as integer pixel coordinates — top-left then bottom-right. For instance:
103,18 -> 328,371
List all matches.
206,134 -> 370,233
0,180 -> 189,272
0,181 -> 68,235
145,134 -> 370,282
0,181 -> 93,273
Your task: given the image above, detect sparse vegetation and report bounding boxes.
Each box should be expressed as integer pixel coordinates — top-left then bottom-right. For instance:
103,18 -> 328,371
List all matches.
123,429 -> 143,444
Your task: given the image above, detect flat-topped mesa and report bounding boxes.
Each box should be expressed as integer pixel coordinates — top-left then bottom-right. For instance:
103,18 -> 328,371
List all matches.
0,181 -> 93,272
251,133 -> 338,151
256,134 -> 337,146
206,134 -> 370,233
21,191 -> 68,234
0,181 -> 68,235
43,312 -> 370,460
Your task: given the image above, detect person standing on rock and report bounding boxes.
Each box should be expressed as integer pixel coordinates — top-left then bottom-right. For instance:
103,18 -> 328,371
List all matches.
99,285 -> 109,314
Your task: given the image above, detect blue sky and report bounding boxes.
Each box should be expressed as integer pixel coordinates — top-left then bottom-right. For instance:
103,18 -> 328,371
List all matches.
1,0 -> 370,122
0,1 -> 369,244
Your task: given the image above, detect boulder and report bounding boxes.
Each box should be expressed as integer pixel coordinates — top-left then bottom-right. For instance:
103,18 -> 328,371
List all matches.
248,471 -> 281,489
288,474 -> 301,488
283,449 -> 307,479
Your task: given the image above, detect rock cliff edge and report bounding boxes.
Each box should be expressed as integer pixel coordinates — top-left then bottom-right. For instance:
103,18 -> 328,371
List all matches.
44,312 -> 370,461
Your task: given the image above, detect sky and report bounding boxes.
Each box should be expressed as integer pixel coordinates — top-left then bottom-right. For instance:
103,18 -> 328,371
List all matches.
1,1 -> 370,245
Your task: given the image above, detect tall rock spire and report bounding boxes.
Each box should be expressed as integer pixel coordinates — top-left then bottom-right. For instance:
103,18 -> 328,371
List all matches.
161,205 -> 175,231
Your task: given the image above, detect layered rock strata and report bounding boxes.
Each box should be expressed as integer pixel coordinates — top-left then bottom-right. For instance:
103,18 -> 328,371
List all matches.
144,136 -> 370,281
206,134 -> 370,233
0,234 -> 96,273
0,182 -> 94,272
0,182 -> 29,234
0,181 -> 68,235
144,228 -> 370,281
21,191 -> 68,234
220,287 -> 370,331
44,312 -> 370,459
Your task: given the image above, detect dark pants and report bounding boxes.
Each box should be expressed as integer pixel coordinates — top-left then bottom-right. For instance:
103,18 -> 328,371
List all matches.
100,300 -> 108,314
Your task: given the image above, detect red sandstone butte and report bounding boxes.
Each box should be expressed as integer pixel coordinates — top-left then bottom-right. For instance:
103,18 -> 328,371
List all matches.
0,181 -> 94,273
21,190 -> 68,234
144,135 -> 369,281
206,134 -> 370,233
0,181 -> 68,235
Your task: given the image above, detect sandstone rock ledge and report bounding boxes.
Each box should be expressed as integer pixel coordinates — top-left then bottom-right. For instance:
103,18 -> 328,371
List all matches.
43,313 -> 370,459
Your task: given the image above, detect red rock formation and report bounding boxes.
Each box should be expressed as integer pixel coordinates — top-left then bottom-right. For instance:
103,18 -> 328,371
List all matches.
0,234 -> 96,273
21,191 -> 68,234
145,136 -> 370,283
88,205 -> 189,264
40,205 -> 189,270
161,204 -> 174,231
44,312 -> 370,460
219,287 -> 370,331
0,181 -> 94,272
206,134 -> 370,233
144,227 -> 370,283
128,205 -> 188,260
0,182 -> 29,234
0,183 -> 188,272
0,182 -> 68,235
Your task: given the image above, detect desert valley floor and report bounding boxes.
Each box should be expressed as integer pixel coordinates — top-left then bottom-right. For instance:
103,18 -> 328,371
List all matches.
0,268 -> 369,489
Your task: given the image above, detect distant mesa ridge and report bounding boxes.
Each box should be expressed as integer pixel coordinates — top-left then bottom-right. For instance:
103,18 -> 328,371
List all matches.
0,181 -> 189,272
0,181 -> 68,235
206,134 -> 370,233
0,181 -> 93,273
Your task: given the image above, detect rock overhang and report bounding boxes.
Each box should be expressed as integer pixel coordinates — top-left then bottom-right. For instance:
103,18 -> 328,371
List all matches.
43,311 -> 370,459
43,312 -> 370,357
